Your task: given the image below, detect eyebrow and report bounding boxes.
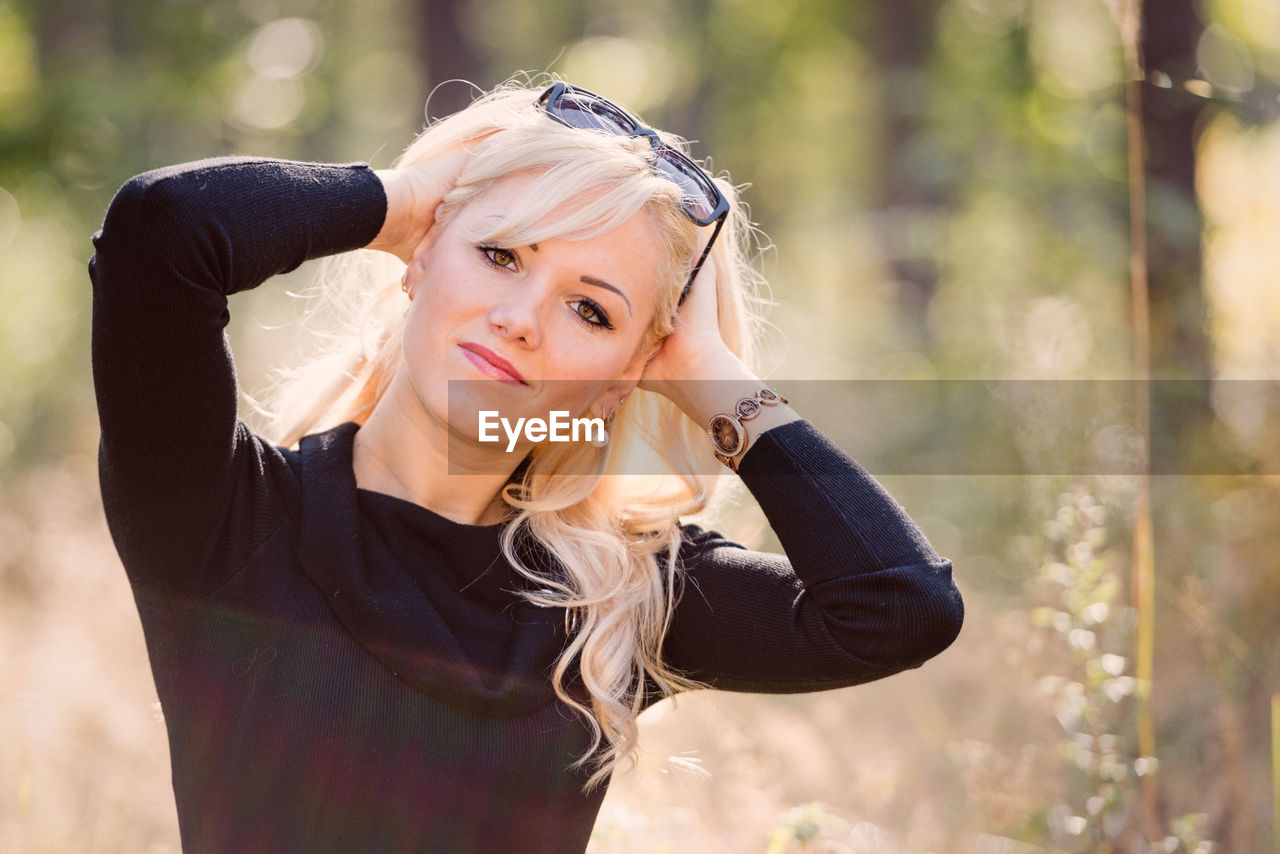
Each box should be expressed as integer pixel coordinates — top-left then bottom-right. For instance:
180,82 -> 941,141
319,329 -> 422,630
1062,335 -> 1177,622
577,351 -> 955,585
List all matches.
580,276 -> 632,316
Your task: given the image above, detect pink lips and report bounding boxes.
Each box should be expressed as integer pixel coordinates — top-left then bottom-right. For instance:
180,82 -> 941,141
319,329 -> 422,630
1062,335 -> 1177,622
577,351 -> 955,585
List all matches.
459,343 -> 527,385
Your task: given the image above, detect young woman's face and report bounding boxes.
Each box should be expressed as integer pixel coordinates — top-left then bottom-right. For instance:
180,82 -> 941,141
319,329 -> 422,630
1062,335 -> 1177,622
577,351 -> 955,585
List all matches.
398,172 -> 667,448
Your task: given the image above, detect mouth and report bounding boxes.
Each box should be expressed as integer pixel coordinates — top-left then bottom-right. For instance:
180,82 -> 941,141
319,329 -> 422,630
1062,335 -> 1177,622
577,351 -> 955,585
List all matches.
459,343 -> 528,386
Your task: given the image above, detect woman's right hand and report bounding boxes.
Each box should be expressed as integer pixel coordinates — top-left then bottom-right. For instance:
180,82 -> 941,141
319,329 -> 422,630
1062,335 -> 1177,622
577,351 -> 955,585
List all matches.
367,145 -> 473,263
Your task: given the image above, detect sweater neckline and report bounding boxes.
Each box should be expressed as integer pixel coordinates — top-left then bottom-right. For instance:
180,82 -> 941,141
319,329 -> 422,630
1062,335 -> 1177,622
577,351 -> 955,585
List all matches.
355,486 -> 507,536
296,421 -> 569,716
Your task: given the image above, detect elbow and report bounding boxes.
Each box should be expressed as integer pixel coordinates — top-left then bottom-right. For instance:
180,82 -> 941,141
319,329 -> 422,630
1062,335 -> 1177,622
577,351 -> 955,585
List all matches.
817,558 -> 964,674
95,170 -> 169,265
94,166 -> 234,290
102,167 -> 187,233
97,166 -> 206,258
897,559 -> 964,666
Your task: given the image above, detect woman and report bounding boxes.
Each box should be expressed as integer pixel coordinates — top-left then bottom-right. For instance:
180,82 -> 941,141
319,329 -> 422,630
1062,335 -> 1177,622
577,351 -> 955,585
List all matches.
90,79 -> 963,853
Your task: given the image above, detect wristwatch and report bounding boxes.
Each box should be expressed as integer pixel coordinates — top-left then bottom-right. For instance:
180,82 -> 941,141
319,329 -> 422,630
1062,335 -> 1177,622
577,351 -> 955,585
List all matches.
707,387 -> 787,472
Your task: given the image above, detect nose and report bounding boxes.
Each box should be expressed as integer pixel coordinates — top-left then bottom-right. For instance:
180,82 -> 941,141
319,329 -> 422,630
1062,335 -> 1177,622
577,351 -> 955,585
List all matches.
486,279 -> 545,349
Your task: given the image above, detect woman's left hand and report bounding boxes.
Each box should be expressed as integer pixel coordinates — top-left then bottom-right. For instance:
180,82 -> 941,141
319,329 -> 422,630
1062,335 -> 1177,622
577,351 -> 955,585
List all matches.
638,256 -> 741,393
637,255 -> 764,425
638,252 -> 799,438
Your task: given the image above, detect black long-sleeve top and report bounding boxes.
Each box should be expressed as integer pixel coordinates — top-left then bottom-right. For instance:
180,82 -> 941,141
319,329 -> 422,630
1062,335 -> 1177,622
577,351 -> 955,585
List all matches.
88,156 -> 963,854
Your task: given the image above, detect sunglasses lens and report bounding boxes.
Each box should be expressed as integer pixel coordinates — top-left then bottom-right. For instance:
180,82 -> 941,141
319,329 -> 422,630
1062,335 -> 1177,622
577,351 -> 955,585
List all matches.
654,151 -> 720,222
549,90 -> 639,134
540,84 -> 726,225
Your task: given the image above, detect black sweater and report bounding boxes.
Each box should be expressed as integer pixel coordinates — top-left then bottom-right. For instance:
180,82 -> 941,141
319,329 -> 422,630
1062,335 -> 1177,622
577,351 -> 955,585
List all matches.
89,157 -> 964,853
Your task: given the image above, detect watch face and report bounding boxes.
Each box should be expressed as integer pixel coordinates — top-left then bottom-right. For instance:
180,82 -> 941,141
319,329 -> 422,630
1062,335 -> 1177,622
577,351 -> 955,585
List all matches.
709,414 -> 744,455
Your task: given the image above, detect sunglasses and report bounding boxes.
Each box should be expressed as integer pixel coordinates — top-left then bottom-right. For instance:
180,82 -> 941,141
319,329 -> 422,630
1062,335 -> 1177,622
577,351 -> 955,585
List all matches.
537,82 -> 730,305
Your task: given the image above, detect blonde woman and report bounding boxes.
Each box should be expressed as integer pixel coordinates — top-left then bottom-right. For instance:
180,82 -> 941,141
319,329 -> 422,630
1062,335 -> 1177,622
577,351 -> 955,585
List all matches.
90,79 -> 963,853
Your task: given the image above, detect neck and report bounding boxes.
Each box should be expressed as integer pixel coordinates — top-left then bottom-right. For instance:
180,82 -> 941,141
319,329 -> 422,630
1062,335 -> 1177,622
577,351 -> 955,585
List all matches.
352,373 -> 526,527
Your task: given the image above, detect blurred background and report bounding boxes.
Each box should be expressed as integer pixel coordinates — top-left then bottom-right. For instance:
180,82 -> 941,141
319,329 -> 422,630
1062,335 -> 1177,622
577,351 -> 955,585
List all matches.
1,0 -> 1278,851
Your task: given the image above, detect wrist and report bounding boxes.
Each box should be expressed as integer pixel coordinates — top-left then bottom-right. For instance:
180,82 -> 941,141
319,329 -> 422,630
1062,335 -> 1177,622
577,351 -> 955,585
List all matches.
370,170 -> 430,262
705,385 -> 795,473
651,348 -> 750,422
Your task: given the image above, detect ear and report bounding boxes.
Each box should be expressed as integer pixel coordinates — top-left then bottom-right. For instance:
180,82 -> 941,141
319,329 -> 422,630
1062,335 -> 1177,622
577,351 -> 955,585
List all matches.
588,346 -> 648,415
406,202 -> 451,276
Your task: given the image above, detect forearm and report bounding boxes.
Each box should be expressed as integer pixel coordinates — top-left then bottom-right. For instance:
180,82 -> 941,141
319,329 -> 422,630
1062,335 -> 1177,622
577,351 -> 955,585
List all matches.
737,419 -> 950,577
95,157 -> 389,295
659,420 -> 963,693
660,350 -> 795,428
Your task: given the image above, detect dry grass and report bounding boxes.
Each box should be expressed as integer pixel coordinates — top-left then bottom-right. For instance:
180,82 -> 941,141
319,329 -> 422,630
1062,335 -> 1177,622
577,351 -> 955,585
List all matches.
1,463 -> 1272,851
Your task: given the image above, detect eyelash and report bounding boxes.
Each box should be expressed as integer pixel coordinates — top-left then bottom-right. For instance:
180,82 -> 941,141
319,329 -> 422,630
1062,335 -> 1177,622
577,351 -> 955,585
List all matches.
477,245 -> 615,332
570,298 -> 614,331
480,246 -> 518,270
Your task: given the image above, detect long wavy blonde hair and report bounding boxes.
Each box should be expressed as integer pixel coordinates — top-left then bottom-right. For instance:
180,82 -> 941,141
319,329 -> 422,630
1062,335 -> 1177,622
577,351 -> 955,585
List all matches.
264,76 -> 774,792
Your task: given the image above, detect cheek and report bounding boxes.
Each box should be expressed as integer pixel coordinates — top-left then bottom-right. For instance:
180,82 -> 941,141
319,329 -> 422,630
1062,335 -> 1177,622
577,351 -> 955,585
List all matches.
548,336 -> 648,387
415,255 -> 471,313
406,258 -> 494,347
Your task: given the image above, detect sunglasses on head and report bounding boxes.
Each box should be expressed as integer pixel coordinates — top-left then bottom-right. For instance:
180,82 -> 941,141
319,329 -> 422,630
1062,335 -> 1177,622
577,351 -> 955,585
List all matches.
537,82 -> 730,305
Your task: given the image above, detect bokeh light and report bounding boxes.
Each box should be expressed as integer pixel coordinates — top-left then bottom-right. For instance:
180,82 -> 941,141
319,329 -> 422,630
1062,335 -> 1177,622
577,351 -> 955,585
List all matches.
246,17 -> 324,79
231,17 -> 324,131
560,36 -> 677,115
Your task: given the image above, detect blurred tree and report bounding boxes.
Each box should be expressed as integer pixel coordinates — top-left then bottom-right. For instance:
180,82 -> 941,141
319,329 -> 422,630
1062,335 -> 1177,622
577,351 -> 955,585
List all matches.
659,0 -> 714,150
417,0 -> 490,117
870,0 -> 948,343
1141,0 -> 1210,381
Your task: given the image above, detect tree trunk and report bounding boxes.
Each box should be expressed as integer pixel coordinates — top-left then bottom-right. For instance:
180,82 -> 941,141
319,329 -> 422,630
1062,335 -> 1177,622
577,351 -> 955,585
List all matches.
415,0 -> 490,119
871,0 -> 946,343
1141,0 -> 1211,380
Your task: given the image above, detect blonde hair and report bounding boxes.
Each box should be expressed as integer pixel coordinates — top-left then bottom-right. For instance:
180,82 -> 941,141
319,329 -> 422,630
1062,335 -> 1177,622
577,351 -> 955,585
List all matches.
265,77 -> 774,792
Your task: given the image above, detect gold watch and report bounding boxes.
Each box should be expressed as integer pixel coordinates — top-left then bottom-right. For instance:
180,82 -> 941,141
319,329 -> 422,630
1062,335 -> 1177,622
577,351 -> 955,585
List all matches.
707,387 -> 787,472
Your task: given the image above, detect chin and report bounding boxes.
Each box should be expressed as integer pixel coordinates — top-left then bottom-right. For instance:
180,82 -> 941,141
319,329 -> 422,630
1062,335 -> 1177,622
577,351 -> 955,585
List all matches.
436,382 -> 530,441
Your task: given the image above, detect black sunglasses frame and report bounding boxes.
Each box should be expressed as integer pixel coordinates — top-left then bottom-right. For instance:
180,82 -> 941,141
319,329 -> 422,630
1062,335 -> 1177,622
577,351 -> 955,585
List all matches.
536,82 -> 729,305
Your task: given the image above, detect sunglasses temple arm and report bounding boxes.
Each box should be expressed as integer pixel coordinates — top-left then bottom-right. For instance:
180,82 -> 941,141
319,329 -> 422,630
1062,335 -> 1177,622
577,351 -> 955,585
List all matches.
677,214 -> 727,308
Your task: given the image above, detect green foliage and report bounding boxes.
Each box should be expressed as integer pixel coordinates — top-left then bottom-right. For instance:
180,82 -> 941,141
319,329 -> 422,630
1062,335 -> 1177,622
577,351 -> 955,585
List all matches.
1029,484 -> 1218,853
766,802 -> 843,852
765,802 -> 889,854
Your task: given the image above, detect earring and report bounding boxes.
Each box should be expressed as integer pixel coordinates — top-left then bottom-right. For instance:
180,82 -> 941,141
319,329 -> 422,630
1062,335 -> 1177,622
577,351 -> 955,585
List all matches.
589,405 -> 616,448
400,270 -> 409,293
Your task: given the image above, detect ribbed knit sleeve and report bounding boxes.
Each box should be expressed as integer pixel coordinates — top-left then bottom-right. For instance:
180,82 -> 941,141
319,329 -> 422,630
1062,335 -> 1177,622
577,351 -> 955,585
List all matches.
659,419 -> 963,694
89,157 -> 387,596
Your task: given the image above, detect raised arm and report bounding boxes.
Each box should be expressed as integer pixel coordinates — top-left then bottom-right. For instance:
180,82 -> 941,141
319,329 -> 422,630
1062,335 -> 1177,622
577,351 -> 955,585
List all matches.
638,249 -> 962,698
656,418 -> 963,695
89,157 -> 388,594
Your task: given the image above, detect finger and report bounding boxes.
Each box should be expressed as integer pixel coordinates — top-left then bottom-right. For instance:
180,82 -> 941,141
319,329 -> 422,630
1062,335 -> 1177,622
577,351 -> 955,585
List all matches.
423,145 -> 473,196
692,254 -> 718,295
674,254 -> 719,330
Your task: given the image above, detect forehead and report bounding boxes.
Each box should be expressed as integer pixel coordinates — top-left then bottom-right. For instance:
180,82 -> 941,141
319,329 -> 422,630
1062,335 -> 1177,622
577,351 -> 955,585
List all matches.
458,169 -> 644,235
457,173 -> 669,305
